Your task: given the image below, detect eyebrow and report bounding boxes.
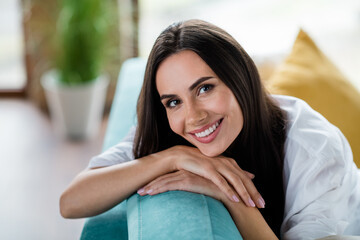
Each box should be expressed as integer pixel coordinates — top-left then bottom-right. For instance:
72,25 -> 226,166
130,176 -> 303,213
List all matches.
189,76 -> 213,91
159,76 -> 214,101
160,94 -> 177,101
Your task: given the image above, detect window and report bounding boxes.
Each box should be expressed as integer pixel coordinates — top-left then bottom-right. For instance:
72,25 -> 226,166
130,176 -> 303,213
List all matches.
139,0 -> 360,89
0,0 -> 26,94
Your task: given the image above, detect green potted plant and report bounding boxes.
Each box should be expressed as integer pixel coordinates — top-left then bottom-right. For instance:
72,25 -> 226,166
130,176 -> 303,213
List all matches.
42,0 -> 110,139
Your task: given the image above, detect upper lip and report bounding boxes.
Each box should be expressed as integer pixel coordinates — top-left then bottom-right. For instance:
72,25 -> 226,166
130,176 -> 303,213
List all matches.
187,119 -> 222,134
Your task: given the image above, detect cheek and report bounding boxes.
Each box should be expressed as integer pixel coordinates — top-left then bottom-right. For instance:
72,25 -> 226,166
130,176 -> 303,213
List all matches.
167,112 -> 184,135
210,94 -> 243,124
220,91 -> 241,114
207,94 -> 232,113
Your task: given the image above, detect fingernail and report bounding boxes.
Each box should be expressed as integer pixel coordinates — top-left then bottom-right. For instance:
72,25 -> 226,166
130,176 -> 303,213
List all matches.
260,197 -> 266,207
232,195 -> 239,202
249,198 -> 256,207
146,189 -> 153,194
137,188 -> 144,194
258,198 -> 265,208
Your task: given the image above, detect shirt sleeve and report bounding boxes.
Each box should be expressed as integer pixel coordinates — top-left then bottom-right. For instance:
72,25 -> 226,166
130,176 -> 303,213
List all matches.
87,127 -> 136,169
281,126 -> 356,240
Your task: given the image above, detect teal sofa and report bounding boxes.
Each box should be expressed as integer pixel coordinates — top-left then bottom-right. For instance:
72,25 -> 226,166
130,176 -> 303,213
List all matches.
80,58 -> 243,240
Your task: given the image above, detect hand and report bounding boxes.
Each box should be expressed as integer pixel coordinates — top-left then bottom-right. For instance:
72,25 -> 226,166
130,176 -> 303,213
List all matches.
159,145 -> 265,208
137,170 -> 224,202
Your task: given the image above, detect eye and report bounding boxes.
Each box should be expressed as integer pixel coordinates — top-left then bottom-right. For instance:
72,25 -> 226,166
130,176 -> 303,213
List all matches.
198,84 -> 214,95
166,99 -> 181,108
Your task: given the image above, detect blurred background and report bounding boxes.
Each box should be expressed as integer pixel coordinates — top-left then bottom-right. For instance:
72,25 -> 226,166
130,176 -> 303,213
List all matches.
0,0 -> 359,239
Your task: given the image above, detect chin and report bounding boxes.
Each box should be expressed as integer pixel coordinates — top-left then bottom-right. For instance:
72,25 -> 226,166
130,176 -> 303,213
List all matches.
198,147 -> 224,158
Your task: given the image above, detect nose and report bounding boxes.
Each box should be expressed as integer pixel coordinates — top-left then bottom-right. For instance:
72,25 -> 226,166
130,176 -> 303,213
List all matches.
185,102 -> 208,126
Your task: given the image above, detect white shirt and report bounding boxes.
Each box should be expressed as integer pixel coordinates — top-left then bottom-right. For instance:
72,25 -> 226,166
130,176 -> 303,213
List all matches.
88,95 -> 360,239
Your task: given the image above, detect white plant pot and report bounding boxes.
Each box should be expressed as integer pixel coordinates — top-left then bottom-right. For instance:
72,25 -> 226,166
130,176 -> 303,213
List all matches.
41,70 -> 109,140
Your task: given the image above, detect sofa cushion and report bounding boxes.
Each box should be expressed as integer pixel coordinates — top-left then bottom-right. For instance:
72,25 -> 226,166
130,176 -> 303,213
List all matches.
266,29 -> 360,167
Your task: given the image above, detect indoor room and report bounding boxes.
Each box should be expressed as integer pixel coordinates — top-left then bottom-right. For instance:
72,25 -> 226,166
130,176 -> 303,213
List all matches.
1,0 -> 359,239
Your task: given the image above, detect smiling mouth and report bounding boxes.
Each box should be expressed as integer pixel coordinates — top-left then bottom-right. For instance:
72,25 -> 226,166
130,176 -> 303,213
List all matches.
193,119 -> 222,138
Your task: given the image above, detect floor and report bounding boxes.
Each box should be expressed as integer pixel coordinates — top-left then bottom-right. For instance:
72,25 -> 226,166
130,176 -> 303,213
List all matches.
0,98 -> 108,240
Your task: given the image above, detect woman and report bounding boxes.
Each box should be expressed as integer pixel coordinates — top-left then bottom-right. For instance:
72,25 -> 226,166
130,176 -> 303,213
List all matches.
60,20 -> 360,239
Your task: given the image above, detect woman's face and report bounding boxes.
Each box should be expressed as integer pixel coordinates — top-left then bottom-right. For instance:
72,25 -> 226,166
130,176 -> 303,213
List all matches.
156,50 -> 244,157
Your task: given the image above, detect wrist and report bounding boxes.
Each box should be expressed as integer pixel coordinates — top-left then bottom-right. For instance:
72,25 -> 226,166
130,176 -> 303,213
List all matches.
153,147 -> 177,173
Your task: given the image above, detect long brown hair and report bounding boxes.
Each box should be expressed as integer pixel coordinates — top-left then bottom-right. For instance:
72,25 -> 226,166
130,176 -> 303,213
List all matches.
134,19 -> 286,236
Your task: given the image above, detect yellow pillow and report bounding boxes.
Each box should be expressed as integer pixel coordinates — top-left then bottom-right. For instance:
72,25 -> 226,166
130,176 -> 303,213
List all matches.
267,29 -> 360,168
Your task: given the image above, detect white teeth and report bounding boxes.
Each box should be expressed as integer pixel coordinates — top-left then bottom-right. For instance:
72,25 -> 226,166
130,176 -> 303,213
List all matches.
194,120 -> 220,138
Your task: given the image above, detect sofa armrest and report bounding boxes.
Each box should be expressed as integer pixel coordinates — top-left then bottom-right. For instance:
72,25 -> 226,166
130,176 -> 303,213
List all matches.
127,191 -> 242,240
80,201 -> 128,240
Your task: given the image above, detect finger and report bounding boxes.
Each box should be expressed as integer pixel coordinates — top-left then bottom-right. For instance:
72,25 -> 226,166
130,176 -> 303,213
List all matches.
228,174 -> 256,207
146,172 -> 199,195
149,176 -> 222,201
147,179 -> 189,195
138,171 -> 185,195
219,160 -> 259,206
146,170 -> 183,187
216,167 -> 257,207
175,155 -> 240,203
241,176 -> 265,208
225,169 -> 265,208
243,170 -> 255,179
205,169 -> 240,203
230,168 -> 263,208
